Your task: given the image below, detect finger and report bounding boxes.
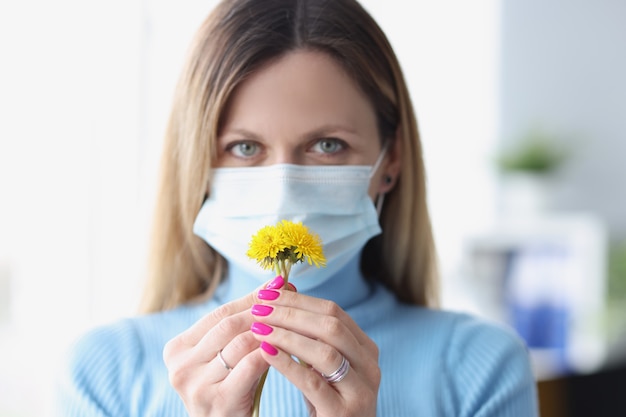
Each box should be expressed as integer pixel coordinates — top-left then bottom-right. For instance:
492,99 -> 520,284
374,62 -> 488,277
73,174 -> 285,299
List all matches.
258,343 -> 362,407
202,330 -> 259,382
194,276 -> 286,355
251,318 -> 380,388
250,296 -> 377,373
259,343 -> 378,416
175,296 -> 256,349
178,352 -> 269,415
194,309 -> 255,355
250,322 -> 354,378
256,307 -> 364,366
221,348 -> 270,399
167,277 -> 287,373
251,292 -> 380,382
164,308 -> 256,385
177,276 -> 284,347
255,290 -> 374,353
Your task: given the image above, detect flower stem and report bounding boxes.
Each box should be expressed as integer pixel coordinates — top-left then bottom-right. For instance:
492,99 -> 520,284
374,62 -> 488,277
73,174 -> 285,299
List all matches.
251,369 -> 269,417
253,260 -> 295,417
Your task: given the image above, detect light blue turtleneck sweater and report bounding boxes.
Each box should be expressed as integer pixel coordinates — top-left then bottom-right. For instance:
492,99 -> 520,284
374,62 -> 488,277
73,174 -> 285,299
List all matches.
55,254 -> 539,416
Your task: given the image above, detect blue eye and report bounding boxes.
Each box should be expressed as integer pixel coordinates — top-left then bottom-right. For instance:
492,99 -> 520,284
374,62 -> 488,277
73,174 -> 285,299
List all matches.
313,138 -> 344,154
229,141 -> 259,158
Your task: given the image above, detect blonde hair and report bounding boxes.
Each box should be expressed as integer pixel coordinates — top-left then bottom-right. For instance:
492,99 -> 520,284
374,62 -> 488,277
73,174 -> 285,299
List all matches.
141,0 -> 438,313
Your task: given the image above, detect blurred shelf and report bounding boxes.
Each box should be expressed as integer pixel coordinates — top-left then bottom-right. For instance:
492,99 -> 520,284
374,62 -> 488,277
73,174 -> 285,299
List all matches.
462,211 -> 609,379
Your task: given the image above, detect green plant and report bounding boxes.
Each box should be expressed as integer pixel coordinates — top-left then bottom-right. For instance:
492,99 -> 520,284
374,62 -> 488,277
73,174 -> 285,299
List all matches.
608,240 -> 626,299
497,129 -> 568,175
605,240 -> 626,345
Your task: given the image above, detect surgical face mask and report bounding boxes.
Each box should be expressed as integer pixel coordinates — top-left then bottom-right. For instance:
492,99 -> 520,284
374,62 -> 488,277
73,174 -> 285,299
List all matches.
193,151 -> 387,291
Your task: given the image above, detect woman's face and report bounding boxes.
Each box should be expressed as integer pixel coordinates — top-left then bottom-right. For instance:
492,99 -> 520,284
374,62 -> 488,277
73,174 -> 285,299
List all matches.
216,50 -> 398,198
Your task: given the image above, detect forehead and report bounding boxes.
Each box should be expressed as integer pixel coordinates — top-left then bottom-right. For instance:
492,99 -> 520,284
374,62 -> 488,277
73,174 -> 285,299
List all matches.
220,50 -> 377,135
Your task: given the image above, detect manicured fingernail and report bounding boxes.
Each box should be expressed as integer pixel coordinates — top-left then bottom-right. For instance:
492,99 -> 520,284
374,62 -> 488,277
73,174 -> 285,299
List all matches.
265,276 -> 284,290
251,304 -> 274,316
287,282 -> 297,292
258,289 -> 280,300
260,341 -> 278,356
251,322 -> 274,335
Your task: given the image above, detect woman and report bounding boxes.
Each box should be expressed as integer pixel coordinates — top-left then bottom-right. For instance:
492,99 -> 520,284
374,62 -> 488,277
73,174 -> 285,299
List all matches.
57,0 -> 539,416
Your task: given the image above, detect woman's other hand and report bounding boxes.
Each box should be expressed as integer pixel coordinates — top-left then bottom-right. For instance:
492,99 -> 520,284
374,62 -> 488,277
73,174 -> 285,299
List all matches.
162,276 -> 285,417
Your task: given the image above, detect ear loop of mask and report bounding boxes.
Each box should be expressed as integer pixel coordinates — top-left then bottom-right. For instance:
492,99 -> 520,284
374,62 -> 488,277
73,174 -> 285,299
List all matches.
370,141 -> 391,216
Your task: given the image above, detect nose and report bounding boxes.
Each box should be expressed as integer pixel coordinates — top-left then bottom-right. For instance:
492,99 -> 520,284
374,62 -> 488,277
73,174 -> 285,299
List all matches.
269,147 -> 304,165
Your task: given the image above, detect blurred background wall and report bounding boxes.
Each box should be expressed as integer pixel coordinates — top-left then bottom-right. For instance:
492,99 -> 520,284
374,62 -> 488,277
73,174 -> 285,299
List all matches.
496,2 -> 626,413
501,0 -> 626,238
0,1 -> 624,416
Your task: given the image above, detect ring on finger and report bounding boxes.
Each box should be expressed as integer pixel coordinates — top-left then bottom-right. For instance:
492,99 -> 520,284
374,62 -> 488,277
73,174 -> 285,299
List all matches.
217,349 -> 233,371
321,355 -> 350,384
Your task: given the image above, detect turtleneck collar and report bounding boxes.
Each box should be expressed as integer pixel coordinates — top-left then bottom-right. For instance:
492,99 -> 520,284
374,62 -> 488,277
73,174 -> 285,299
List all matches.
213,250 -> 373,310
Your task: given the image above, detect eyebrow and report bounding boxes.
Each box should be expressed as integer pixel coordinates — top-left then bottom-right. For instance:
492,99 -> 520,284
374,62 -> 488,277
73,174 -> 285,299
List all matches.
303,124 -> 359,139
219,128 -> 262,141
220,124 -> 360,141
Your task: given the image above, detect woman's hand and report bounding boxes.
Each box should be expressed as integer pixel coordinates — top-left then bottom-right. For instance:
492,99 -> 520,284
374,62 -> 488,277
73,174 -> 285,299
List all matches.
163,278 -> 285,417
250,284 -> 381,417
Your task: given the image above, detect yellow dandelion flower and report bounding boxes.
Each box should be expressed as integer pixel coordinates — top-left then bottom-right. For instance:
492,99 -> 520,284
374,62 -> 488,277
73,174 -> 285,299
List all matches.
247,220 -> 326,274
246,225 -> 288,270
278,220 -> 326,267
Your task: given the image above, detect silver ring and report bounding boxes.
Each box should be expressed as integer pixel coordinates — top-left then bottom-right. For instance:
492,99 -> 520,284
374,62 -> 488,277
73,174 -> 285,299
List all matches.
217,349 -> 233,371
321,355 -> 350,384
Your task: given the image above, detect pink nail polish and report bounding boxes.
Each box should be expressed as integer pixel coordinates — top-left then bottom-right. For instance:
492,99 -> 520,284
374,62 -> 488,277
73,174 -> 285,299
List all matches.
251,322 -> 273,335
251,304 -> 274,316
260,341 -> 278,356
258,289 -> 280,300
287,282 -> 297,292
266,276 -> 284,290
